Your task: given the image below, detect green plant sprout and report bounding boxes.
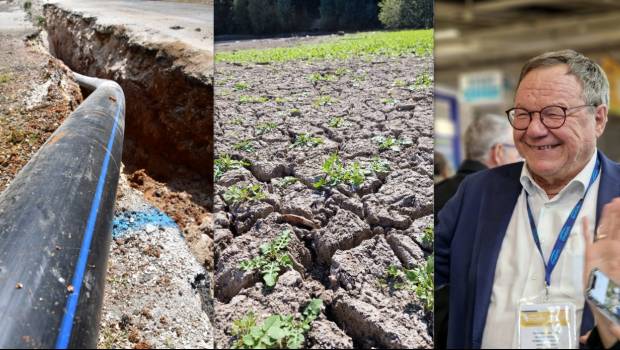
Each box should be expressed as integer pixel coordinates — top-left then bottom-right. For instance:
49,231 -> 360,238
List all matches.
308,72 -> 337,82
234,139 -> 255,152
382,256 -> 434,311
256,122 -> 278,135
372,135 -> 413,151
368,156 -> 390,174
234,81 -> 250,91
381,97 -> 399,105
313,95 -> 334,107
393,79 -> 407,87
231,117 -> 244,126
334,67 -> 349,76
0,73 -> 12,84
223,184 -> 266,205
239,95 -> 270,104
313,153 -> 366,190
289,108 -> 301,117
408,72 -> 432,90
231,299 -> 323,349
214,155 -> 251,182
276,176 -> 298,188
328,116 -> 345,128
239,230 -> 293,288
290,133 -> 323,148
422,225 -> 433,247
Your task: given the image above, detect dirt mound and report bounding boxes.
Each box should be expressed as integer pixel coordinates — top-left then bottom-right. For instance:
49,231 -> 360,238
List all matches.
0,26 -> 82,190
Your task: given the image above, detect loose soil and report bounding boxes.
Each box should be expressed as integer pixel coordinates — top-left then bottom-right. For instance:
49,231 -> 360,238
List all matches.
0,1 -> 81,190
213,51 -> 434,348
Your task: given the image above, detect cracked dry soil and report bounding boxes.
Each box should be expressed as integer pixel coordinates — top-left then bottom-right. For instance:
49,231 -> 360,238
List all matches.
213,54 -> 434,348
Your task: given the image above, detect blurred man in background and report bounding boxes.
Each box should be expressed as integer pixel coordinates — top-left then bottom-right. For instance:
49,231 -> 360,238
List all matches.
434,152 -> 452,183
435,113 -> 521,223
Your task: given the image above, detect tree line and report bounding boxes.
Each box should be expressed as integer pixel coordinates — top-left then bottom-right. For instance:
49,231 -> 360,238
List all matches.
215,0 -> 433,35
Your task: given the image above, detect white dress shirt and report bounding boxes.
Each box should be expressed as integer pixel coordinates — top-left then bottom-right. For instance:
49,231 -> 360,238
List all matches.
481,150 -> 600,349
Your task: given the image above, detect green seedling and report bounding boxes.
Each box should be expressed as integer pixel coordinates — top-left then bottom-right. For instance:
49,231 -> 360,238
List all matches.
372,135 -> 413,152
335,67 -> 349,76
214,155 -> 250,182
234,139 -> 255,152
0,73 -> 11,84
381,97 -> 398,105
231,117 -> 244,126
328,116 -> 345,128
313,153 -> 366,190
234,81 -> 249,91
276,176 -> 298,188
274,97 -> 288,104
291,133 -> 323,149
382,257 -> 434,311
422,225 -> 433,247
406,256 -> 434,311
414,72 -> 432,89
313,95 -> 334,107
223,184 -> 266,205
386,265 -> 401,280
239,95 -> 269,104
393,79 -> 407,87
239,230 -> 293,288
256,122 -> 278,135
368,156 -> 390,174
231,299 -> 323,349
352,73 -> 367,82
289,108 -> 301,117
36,16 -> 45,27
308,72 -> 337,82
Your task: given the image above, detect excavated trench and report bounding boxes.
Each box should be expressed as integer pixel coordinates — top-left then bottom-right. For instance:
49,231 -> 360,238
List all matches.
42,4 -> 214,268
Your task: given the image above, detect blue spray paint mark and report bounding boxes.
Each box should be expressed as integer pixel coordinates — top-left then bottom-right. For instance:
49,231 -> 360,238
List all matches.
112,207 -> 178,238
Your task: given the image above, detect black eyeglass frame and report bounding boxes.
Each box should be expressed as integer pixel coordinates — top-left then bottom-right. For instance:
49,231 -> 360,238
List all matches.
505,104 -> 597,130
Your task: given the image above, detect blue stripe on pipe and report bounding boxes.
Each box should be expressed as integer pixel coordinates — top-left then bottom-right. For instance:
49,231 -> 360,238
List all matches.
55,92 -> 122,349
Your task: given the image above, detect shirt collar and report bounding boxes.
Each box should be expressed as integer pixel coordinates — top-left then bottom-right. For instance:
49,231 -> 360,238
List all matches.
520,149 -> 598,200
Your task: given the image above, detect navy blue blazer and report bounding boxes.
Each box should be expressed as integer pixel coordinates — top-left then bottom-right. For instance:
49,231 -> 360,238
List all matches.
435,150 -> 620,349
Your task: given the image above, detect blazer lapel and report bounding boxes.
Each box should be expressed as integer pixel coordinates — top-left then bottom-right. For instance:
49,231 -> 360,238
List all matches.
581,151 -> 620,335
469,163 -> 523,348
594,151 -> 620,228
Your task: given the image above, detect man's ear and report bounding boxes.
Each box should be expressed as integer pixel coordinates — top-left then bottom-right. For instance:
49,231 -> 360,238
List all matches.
595,104 -> 608,137
488,143 -> 503,167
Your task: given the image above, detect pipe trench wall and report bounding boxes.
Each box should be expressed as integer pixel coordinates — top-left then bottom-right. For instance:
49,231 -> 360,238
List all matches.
43,5 -> 213,193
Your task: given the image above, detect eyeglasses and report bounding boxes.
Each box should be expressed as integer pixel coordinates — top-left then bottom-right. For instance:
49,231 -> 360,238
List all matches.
505,105 -> 596,130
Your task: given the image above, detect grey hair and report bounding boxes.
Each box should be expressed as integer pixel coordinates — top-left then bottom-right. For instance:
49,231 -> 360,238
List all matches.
465,114 -> 512,162
517,49 -> 609,107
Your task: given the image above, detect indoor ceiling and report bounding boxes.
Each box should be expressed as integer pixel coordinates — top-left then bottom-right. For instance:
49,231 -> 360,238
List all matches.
435,0 -> 620,70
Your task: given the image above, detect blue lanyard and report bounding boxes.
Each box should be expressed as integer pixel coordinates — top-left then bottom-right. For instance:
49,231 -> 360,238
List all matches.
525,155 -> 600,289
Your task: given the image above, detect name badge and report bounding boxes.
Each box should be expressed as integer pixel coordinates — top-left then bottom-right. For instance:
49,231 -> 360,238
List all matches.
517,302 -> 577,349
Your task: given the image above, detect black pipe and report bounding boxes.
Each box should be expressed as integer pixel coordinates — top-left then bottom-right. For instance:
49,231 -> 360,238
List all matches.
0,73 -> 125,349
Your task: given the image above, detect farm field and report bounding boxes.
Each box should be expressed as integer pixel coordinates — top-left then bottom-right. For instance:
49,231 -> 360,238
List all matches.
213,30 -> 434,348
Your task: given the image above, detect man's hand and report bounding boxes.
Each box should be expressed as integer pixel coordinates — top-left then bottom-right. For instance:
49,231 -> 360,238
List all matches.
582,198 -> 620,348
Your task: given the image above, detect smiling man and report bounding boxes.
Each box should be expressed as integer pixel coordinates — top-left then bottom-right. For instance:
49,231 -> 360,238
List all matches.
435,50 -> 620,348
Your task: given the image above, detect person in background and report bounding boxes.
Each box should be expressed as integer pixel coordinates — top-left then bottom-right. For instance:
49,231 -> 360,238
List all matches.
434,152 -> 452,183
434,113 -> 522,223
